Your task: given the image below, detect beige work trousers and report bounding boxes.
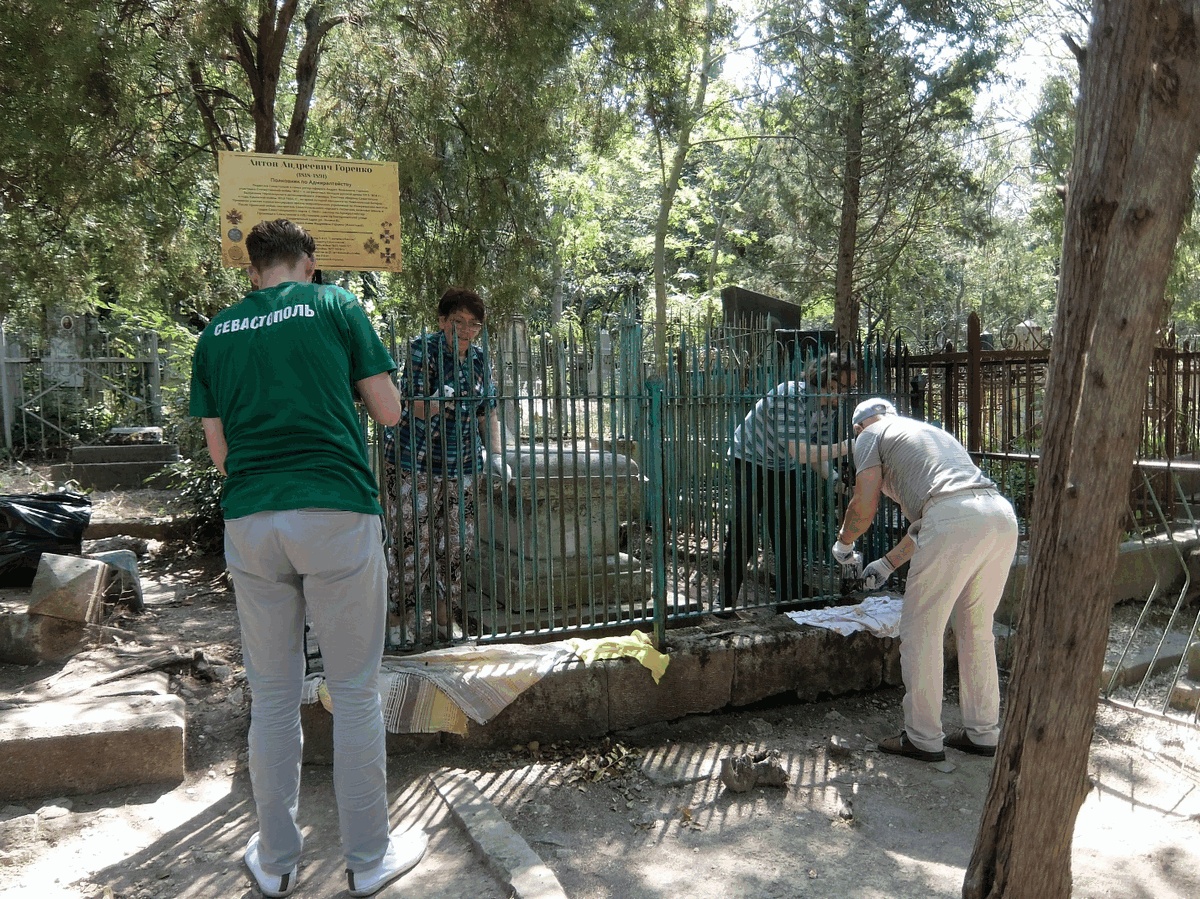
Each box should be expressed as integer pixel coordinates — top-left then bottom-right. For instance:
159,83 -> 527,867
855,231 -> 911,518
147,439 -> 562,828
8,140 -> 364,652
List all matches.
899,489 -> 1018,752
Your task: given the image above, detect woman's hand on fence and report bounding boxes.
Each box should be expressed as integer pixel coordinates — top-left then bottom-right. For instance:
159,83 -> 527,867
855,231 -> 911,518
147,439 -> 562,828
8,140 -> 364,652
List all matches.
486,451 -> 511,483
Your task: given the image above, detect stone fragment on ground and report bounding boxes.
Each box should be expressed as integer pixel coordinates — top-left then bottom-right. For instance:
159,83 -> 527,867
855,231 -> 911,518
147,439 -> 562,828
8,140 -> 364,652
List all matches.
82,536 -> 151,557
89,549 -> 144,612
719,748 -> 789,792
0,693 -> 186,802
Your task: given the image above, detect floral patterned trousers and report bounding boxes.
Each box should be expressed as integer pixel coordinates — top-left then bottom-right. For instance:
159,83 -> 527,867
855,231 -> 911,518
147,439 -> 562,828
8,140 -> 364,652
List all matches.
384,461 -> 476,636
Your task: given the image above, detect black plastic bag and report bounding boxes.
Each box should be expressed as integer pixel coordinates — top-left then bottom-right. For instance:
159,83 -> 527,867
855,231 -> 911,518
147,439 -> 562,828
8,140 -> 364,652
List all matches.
0,492 -> 92,588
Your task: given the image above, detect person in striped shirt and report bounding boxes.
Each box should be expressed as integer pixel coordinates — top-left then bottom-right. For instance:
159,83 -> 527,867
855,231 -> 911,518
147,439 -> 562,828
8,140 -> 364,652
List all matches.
719,352 -> 857,610
833,398 -> 1018,762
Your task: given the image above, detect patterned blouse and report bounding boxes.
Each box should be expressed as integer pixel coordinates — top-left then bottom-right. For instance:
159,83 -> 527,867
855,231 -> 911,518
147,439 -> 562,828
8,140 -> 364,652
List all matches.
388,330 -> 497,477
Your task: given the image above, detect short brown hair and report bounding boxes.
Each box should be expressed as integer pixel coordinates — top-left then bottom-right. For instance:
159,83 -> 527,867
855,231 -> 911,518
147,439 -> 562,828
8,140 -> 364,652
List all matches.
437,287 -> 486,322
245,219 -> 316,270
804,351 -> 856,388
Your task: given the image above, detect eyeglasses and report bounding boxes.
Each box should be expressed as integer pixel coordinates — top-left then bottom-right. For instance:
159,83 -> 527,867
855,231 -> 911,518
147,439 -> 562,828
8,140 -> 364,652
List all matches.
448,318 -> 483,333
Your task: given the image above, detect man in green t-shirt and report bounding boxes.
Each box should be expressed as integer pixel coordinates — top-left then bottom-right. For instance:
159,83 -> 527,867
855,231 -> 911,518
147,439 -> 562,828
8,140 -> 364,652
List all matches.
189,219 -> 425,898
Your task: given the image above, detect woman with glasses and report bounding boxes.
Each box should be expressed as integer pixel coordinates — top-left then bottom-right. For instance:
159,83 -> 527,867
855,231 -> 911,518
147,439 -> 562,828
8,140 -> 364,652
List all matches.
719,352 -> 857,610
385,287 -> 501,643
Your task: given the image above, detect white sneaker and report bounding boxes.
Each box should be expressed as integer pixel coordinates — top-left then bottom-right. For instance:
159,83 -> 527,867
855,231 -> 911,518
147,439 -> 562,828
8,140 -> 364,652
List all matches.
244,833 -> 298,897
346,829 -> 429,897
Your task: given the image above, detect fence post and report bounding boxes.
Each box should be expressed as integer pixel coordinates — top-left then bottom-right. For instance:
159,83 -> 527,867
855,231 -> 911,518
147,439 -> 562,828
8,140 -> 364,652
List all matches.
0,324 -> 11,455
147,331 -> 162,425
645,377 -> 668,649
967,311 -> 982,452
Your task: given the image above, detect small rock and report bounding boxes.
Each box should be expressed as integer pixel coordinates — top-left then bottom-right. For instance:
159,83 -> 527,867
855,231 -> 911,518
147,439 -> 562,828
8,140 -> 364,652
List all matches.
227,687 -> 244,706
211,665 -> 233,682
748,717 -> 773,736
38,804 -> 71,820
0,814 -> 39,852
828,735 -> 853,759
932,760 -> 957,774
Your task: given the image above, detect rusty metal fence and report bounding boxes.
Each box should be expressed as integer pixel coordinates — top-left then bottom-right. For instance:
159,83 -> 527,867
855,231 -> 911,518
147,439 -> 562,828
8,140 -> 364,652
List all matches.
887,313 -> 1200,535
1101,460 -> 1200,726
0,327 -> 162,458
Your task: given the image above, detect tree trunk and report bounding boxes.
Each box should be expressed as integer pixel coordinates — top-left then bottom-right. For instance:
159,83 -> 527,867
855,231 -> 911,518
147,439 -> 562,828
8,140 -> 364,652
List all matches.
964,3 -> 1200,897
216,0 -> 342,158
653,0 -> 715,376
283,4 -> 344,155
833,0 -> 867,345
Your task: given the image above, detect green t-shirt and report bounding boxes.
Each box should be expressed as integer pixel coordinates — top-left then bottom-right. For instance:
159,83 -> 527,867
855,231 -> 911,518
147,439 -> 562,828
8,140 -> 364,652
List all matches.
189,281 -> 396,519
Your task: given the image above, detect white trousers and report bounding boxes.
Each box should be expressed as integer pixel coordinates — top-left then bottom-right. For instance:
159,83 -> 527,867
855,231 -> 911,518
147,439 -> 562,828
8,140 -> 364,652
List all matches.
225,509 -> 391,874
899,490 -> 1018,752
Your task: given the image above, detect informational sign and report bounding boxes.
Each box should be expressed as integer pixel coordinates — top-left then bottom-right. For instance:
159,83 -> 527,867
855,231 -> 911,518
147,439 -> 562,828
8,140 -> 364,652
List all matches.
218,151 -> 402,272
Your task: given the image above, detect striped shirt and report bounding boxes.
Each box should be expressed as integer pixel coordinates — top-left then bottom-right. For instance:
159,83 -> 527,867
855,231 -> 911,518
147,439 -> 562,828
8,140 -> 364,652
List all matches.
389,331 -> 496,476
853,415 -> 993,525
729,381 -> 813,469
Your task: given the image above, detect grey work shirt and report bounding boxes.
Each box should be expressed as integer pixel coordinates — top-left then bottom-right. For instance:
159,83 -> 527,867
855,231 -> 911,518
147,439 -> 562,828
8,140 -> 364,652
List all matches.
729,381 -> 812,470
852,415 -> 993,532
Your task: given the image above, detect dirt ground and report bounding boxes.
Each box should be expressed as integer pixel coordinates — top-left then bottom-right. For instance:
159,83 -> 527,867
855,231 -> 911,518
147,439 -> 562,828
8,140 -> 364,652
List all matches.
2,475 -> 1200,898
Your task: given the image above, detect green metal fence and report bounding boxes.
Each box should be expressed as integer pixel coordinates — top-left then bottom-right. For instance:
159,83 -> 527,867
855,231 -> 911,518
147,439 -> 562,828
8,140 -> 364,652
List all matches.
379,315 -> 895,652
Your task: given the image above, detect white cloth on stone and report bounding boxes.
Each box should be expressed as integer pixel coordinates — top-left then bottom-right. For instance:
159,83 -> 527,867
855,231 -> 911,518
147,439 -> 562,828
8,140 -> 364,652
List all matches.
785,595 -> 904,638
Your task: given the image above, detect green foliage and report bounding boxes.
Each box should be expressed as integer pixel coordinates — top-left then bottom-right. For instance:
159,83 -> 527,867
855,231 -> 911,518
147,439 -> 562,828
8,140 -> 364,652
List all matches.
10,0 -> 1197,404
756,0 -> 1013,332
163,457 -> 225,555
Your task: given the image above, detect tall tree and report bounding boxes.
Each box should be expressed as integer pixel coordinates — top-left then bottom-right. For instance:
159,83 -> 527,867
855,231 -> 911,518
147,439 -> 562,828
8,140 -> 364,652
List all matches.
764,0 -> 1010,343
965,2 -> 1200,896
188,0 -> 346,157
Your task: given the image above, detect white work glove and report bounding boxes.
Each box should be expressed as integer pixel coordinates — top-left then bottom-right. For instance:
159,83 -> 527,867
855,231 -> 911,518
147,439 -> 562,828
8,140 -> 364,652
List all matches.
862,556 -> 897,591
832,540 -> 857,565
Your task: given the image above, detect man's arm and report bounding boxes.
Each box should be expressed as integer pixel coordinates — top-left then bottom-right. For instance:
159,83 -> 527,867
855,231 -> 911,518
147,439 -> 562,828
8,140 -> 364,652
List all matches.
790,437 -> 853,466
836,465 -> 883,544
355,372 -> 404,426
202,418 -> 228,476
881,533 -> 916,569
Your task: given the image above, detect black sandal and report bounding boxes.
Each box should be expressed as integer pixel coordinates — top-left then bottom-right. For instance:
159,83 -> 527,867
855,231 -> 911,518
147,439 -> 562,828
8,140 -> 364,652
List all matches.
944,728 -> 997,757
878,732 -> 945,762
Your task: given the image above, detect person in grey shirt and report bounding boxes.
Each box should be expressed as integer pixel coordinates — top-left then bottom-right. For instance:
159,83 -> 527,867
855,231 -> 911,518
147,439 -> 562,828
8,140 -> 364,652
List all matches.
719,353 -> 856,609
832,398 -> 1018,762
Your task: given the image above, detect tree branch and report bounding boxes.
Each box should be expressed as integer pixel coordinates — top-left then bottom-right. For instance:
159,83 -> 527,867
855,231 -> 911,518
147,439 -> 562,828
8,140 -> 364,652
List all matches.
283,5 -> 345,154
187,59 -> 235,159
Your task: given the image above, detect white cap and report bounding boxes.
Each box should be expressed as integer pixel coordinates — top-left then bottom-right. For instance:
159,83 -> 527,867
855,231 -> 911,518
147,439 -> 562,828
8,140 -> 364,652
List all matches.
852,397 -> 896,427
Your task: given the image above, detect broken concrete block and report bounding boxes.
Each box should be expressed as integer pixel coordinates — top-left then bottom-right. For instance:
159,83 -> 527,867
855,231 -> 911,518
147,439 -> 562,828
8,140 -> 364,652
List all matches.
83,536 -> 150,557
89,549 -> 143,612
1169,678 -> 1200,714
1101,632 -> 1191,690
25,554 -> 108,624
0,612 -> 121,665
0,693 -> 186,802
